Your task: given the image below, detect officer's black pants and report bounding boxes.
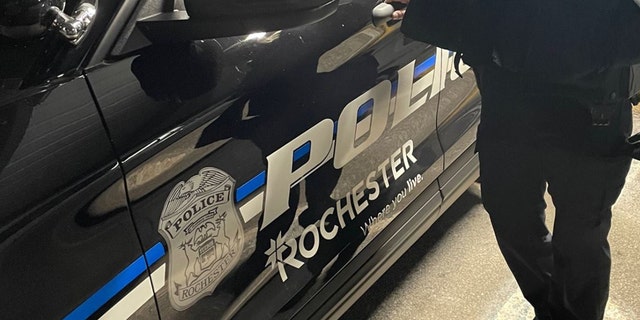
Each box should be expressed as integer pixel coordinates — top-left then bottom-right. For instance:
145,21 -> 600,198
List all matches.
479,142 -> 631,320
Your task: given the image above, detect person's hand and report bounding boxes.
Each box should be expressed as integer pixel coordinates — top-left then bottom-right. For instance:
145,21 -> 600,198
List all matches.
385,0 -> 410,20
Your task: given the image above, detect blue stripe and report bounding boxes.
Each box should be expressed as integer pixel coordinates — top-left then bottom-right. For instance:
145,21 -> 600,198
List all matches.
65,54 -> 443,320
293,141 -> 311,161
235,171 -> 266,202
64,243 -> 166,320
414,55 -> 436,79
231,55 -> 437,203
235,141 -> 314,203
145,242 -> 165,265
357,100 -> 374,118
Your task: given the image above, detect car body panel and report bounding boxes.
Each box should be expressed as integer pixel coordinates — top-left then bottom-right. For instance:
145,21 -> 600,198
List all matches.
87,1 -> 454,317
0,77 -> 150,320
1,0 -> 481,318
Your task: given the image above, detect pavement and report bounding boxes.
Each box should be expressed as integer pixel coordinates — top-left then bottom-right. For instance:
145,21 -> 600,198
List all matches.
342,105 -> 640,320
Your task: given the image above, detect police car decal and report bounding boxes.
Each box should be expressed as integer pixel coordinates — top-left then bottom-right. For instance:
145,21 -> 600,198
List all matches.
257,49 -> 469,281
241,49 -> 469,231
85,50 -> 468,318
158,167 -> 244,311
265,140 -> 421,282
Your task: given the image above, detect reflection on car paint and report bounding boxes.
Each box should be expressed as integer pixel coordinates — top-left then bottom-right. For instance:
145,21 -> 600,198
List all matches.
265,139 -> 419,282
82,48 -> 471,319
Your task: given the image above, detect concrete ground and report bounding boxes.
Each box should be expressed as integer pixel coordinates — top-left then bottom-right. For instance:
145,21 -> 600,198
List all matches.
342,106 -> 640,320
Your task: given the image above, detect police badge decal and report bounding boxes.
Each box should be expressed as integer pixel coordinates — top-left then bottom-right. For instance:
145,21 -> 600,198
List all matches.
158,167 -> 244,311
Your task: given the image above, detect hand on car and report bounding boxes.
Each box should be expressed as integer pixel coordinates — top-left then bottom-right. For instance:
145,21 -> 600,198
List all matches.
385,0 -> 410,20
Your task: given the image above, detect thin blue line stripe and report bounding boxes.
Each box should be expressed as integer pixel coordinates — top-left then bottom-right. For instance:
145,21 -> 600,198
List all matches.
414,55 -> 436,79
64,243 -> 166,320
235,171 -> 266,202
144,242 -> 165,266
231,55 -> 436,203
234,138 -> 314,203
65,54 -> 440,320
293,142 -> 311,162
357,100 -> 374,118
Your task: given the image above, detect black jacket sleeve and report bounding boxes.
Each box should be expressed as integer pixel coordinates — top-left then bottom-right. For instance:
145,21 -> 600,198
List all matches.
610,0 -> 640,67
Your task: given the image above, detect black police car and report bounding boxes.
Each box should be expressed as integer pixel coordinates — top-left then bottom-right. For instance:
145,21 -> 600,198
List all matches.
0,0 -> 480,319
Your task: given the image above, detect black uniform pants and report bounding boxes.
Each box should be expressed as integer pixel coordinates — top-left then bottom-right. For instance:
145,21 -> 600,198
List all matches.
479,141 -> 631,320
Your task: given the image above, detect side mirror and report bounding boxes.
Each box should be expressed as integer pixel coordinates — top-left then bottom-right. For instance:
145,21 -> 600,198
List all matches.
1,0 -> 96,45
0,0 -> 66,39
137,0 -> 339,43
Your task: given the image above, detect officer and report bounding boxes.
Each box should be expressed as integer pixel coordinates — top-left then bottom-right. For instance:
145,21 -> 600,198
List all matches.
386,1 -> 638,319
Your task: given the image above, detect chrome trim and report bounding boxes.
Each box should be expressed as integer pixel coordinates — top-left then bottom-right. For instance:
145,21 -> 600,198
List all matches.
49,2 -> 97,45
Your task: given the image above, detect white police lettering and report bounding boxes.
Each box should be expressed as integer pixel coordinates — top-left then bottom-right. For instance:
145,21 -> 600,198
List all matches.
261,50 -> 468,231
429,48 -> 449,98
262,119 -> 334,229
334,80 -> 391,168
265,140 -> 419,282
391,61 -> 416,128
360,172 -> 424,237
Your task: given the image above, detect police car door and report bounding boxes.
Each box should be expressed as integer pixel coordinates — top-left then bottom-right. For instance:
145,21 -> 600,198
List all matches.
0,1 -> 157,320
431,49 -> 481,208
84,0 -> 452,318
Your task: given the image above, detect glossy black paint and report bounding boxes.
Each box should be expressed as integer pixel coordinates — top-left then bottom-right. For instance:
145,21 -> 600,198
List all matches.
0,77 -> 147,319
139,0 -> 340,42
88,1 -> 448,318
1,0 -> 481,318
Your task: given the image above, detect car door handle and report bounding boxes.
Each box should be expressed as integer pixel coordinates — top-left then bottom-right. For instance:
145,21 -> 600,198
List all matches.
372,2 -> 395,26
317,2 -> 405,73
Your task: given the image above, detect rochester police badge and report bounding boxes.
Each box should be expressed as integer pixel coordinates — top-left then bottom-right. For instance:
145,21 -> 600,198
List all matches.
158,167 -> 244,311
